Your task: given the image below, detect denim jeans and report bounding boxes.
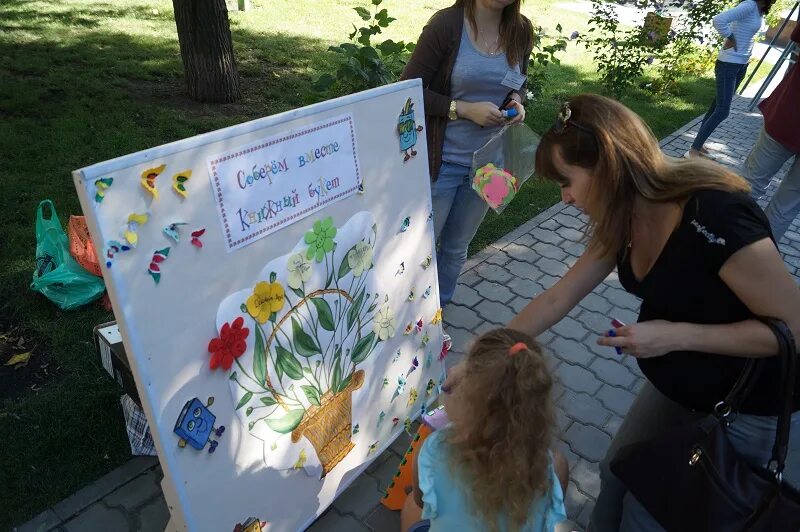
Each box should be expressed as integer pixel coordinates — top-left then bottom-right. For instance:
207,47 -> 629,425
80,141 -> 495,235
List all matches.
589,382 -> 800,532
431,161 -> 489,307
743,127 -> 800,243
691,60 -> 749,151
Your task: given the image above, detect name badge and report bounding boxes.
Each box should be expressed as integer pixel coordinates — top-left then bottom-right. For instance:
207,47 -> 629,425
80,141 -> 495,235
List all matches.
501,70 -> 526,90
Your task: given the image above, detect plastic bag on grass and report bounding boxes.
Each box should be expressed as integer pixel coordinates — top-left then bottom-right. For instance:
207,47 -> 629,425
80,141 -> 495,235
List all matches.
68,215 -> 102,277
30,200 -> 105,310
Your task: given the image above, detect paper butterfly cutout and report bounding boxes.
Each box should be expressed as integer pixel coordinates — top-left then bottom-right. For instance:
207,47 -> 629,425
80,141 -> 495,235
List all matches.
421,333 -> 430,348
378,411 -> 386,427
94,178 -> 113,203
399,217 -> 410,233
407,290 -> 414,302
123,212 -> 149,247
415,318 -> 424,334
426,379 -> 436,396
403,323 -> 413,335
147,247 -> 170,284
368,441 -> 379,455
172,170 -> 192,198
407,387 -> 418,407
431,308 -> 443,325
440,338 -> 451,361
393,350 -> 401,363
403,417 -> 412,434
395,262 -> 405,276
190,228 -> 205,248
422,286 -> 431,299
420,256 -> 432,269
141,164 -> 166,200
396,374 -> 406,395
392,417 -> 400,426
382,377 -> 389,388
104,240 -> 130,268
428,210 -> 433,222
425,353 -> 432,368
163,222 -> 187,243
353,424 -> 360,435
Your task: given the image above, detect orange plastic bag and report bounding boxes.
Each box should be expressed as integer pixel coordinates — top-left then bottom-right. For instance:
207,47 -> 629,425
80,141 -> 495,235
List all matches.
68,215 -> 102,277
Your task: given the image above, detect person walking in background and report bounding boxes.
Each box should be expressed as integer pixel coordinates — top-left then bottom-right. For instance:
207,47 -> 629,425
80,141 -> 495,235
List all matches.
688,0 -> 771,158
742,23 -> 800,243
400,328 -> 568,532
400,0 -> 533,308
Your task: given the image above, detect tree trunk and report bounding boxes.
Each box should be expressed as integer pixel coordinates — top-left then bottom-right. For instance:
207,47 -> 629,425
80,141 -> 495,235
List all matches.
172,0 -> 242,103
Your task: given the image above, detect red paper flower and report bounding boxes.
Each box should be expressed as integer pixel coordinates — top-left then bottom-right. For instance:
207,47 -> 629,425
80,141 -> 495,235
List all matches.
208,316 -> 250,370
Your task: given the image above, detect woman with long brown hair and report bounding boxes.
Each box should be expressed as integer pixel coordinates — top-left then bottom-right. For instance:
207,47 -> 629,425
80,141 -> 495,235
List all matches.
400,0 -> 534,309
509,94 -> 800,530
400,328 -> 568,531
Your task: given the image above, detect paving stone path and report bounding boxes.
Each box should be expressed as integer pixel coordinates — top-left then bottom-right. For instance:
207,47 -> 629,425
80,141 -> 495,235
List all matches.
17,94 -> 800,532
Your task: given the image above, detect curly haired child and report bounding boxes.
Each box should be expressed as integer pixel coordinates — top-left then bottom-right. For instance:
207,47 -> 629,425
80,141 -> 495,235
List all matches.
401,328 -> 569,532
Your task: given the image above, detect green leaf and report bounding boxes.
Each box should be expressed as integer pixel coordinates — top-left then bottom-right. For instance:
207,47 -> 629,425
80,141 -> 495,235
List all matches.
246,406 -> 253,416
351,331 -> 375,364
253,323 -> 267,386
332,362 -> 342,394
291,316 -> 321,357
372,0 -> 382,5
338,247 -> 354,279
338,374 -> 353,394
276,344 -> 304,380
347,289 -> 365,330
236,391 -> 253,410
353,6 -> 371,20
260,396 -> 277,406
301,385 -> 321,406
325,268 -> 334,288
266,409 -> 305,434
291,286 -> 304,298
310,298 -> 336,331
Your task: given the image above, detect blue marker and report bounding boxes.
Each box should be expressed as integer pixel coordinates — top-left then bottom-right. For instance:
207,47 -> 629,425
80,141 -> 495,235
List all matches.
501,107 -> 519,119
607,329 -> 622,355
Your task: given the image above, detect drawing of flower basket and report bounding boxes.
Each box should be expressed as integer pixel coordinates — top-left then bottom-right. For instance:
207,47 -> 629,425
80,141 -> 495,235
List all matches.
215,212 -> 393,477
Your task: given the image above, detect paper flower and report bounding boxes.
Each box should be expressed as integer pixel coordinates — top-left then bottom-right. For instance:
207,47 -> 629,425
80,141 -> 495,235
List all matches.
347,241 -> 373,277
94,178 -> 113,203
473,163 -> 517,210
123,212 -> 149,248
286,252 -> 312,289
407,387 -> 418,407
373,303 -> 396,341
431,308 -> 443,325
208,316 -> 250,370
304,217 -> 337,262
246,281 -> 286,323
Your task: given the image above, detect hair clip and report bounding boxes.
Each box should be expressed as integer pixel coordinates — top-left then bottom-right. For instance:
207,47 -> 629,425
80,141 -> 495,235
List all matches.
509,342 -> 528,356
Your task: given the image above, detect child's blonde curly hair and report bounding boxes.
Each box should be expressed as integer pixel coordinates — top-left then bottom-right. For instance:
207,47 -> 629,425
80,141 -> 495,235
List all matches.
446,328 -> 555,531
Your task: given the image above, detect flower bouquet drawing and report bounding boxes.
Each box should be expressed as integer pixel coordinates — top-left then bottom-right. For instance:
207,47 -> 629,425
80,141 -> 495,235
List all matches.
212,212 -> 392,477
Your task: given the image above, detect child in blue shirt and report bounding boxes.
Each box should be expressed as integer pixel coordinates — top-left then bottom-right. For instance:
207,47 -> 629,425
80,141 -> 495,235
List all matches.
401,328 -> 568,532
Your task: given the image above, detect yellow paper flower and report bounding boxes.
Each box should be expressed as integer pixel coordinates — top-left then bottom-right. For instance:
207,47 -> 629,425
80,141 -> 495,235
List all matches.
286,253 -> 312,289
246,281 -> 285,323
431,308 -> 443,325
347,241 -> 373,277
373,303 -> 396,341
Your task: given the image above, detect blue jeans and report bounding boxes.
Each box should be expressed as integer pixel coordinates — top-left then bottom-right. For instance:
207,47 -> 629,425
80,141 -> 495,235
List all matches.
743,127 -> 800,243
691,60 -> 749,151
432,161 -> 489,307
589,382 -> 800,532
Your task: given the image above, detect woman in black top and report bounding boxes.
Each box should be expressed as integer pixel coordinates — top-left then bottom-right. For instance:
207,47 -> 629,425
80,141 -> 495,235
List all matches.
498,94 -> 800,530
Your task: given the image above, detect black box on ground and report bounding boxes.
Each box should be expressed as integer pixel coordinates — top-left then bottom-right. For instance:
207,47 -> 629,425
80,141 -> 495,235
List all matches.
93,321 -> 139,404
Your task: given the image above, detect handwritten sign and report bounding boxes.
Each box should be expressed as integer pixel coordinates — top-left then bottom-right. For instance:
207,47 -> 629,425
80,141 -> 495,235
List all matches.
208,114 -> 362,251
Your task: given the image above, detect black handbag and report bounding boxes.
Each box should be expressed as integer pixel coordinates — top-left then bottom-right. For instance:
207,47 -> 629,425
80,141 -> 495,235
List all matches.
610,318 -> 800,532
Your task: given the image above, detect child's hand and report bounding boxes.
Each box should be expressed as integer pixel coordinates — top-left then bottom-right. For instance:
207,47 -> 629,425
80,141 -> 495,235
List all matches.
441,362 -> 466,394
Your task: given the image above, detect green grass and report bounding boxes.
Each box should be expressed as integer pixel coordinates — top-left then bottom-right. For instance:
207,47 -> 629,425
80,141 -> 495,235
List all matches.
0,0 -> 772,527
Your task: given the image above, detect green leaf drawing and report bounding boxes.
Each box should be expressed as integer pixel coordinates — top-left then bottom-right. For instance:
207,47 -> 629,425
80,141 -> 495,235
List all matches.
291,287 -> 304,298
338,373 -> 353,394
253,323 -> 267,386
332,362 -> 342,393
301,385 -> 321,406
246,406 -> 253,416
325,267 -> 334,289
353,6 -> 371,20
276,344 -> 304,380
291,316 -> 321,356
236,391 -> 253,410
266,409 -> 305,434
260,396 -> 277,406
347,288 -> 365,330
351,331 -> 376,364
338,248 -> 354,279
367,300 -> 378,313
311,298 -> 336,331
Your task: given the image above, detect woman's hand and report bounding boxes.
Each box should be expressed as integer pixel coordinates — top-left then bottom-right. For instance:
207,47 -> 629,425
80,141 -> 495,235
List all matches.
505,99 -> 526,124
723,36 -> 737,50
596,320 -> 679,359
458,101 -> 504,127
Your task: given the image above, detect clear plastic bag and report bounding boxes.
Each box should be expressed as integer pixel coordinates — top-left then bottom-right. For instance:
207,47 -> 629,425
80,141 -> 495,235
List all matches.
471,122 -> 540,214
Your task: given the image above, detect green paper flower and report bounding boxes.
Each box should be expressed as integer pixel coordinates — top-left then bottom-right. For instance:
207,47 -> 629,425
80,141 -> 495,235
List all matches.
347,241 -> 373,277
304,217 -> 337,262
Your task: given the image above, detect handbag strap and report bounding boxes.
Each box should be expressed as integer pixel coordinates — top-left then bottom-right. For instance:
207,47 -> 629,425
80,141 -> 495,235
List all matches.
718,357 -> 763,417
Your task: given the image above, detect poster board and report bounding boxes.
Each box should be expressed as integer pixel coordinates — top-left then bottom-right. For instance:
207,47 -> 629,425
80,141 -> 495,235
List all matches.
72,79 -> 445,531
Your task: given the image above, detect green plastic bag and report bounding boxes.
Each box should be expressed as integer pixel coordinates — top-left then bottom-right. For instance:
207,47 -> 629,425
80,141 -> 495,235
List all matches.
30,200 -> 105,310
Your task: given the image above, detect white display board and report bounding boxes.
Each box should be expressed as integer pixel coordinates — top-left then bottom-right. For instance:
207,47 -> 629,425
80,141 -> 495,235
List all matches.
72,79 -> 445,532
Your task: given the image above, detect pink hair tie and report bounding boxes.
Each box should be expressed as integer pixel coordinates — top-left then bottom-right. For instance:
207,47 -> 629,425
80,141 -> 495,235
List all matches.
509,342 -> 527,356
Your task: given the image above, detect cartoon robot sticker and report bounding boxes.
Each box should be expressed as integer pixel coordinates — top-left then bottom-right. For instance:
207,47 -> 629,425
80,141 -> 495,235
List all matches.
398,98 -> 424,162
173,397 -> 225,453
232,517 -> 267,532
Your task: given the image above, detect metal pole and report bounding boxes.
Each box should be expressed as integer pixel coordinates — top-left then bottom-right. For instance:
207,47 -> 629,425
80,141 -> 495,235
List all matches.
747,41 -> 796,110
739,1 -> 799,94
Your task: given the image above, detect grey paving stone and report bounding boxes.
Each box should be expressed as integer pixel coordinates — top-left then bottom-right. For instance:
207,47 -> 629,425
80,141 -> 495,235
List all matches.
564,241 -> 586,257
579,292 -> 612,314
450,284 -> 482,308
532,241 -> 568,261
388,428 -> 414,459
577,499 -> 596,529
589,357 -> 638,388
555,406 -> 573,434
556,439 -> 581,471
366,451 -> 402,494
503,241 -> 537,263
564,481 -> 588,519
307,508 -> 371,532
540,217 -> 561,230
554,213 -> 585,230
596,384 -> 637,417
505,259 -> 544,281
444,304 -> 483,330
551,317 -> 589,341
571,459 -> 601,498
556,227 -> 584,242
333,473 -> 382,518
538,274 -> 560,289
474,262 -> 514,284
611,307 -> 639,327
538,330 -> 555,345
365,504 -> 400,531
14,509 -> 61,532
564,423 -> 612,462
475,320 -> 498,335
550,337 -> 592,367
530,227 -> 564,245
63,504 -> 129,532
603,286 -> 640,311
484,250 -> 511,266
555,363 -> 602,395
509,296 -> 529,314
136,495 -> 169,532
537,257 -> 570,277
102,469 -> 161,510
457,271 -> 482,287
575,309 -> 611,334
562,391 -> 613,429
474,280 -> 515,304
602,275 -> 624,291
475,299 -> 516,325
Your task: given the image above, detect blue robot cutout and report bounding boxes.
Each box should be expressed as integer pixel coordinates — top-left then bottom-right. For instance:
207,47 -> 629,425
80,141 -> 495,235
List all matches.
174,397 -> 225,453
398,98 -> 424,162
